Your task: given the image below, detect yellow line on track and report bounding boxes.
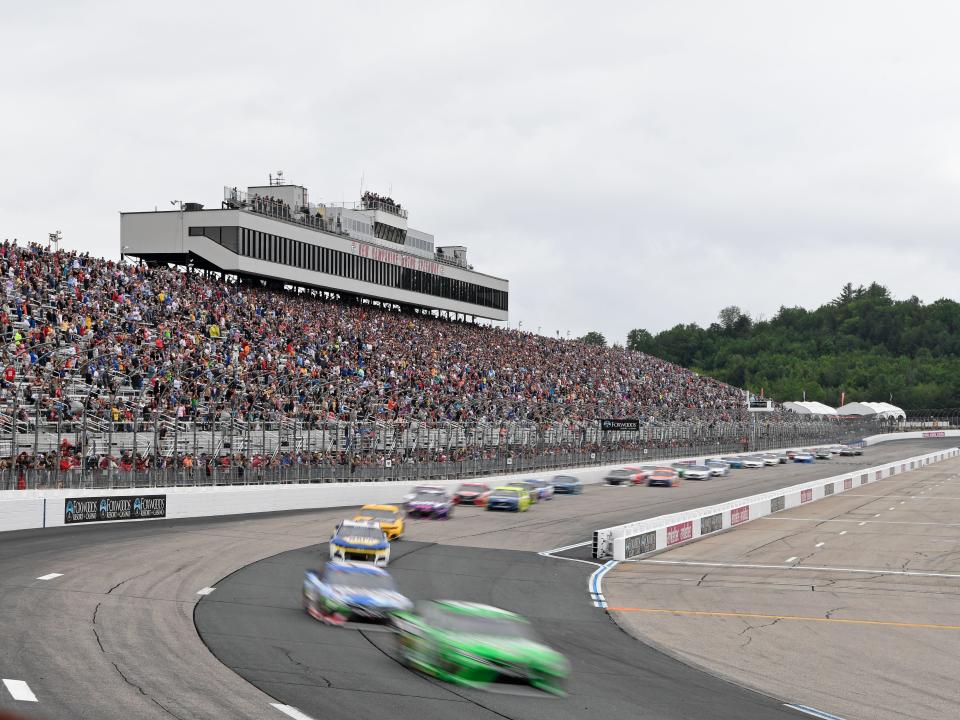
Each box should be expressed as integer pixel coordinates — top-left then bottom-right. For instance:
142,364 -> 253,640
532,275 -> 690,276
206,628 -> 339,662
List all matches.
605,606 -> 960,630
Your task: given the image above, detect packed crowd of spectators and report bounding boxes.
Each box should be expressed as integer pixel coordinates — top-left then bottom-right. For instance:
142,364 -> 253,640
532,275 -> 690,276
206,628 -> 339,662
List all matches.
0,239 -> 782,477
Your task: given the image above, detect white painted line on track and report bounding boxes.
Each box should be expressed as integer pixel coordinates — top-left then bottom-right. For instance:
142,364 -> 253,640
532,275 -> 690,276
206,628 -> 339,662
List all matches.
542,540 -> 591,555
785,557 -> 798,563
36,573 -> 63,581
3,679 -> 38,702
815,542 -> 825,548
538,540 -> 601,567
196,587 -> 216,596
639,559 -> 960,579
784,703 -> 847,719
271,703 -> 316,720
858,522 -> 867,526
839,531 -> 847,536
874,514 -> 881,517
888,507 -> 896,511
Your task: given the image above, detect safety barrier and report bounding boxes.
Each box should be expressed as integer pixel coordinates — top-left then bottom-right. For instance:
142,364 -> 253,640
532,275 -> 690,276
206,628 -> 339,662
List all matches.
593,447 -> 960,560
0,458 -> 640,532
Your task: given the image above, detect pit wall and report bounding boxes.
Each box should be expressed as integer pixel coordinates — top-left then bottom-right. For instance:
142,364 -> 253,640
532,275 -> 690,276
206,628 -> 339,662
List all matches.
597,448 -> 959,560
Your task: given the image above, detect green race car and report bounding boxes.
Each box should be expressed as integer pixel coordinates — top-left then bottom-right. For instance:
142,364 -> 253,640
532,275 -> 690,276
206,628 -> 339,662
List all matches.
392,600 -> 570,695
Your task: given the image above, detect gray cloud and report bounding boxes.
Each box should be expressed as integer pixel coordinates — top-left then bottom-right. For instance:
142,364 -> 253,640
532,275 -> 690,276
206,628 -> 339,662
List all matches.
2,1 -> 958,344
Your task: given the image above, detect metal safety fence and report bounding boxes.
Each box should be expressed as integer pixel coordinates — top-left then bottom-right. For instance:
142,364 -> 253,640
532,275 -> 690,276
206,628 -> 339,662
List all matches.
0,413 -> 887,491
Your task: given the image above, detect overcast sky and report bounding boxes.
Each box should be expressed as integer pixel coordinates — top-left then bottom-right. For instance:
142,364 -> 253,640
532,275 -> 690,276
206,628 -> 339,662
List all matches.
2,1 -> 959,344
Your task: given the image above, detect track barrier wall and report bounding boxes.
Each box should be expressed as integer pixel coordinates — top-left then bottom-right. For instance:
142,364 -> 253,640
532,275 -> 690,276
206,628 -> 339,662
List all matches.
0,458 -> 664,532
0,439 -> 952,535
0,443 -> 834,532
595,447 -> 959,560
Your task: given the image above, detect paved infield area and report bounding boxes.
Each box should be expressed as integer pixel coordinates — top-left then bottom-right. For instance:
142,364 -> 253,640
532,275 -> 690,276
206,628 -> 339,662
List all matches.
0,439 -> 953,719
606,456 -> 960,720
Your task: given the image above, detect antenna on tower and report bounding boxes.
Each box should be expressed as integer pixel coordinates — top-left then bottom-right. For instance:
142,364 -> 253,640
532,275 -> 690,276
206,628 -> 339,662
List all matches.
48,230 -> 61,252
270,170 -> 285,186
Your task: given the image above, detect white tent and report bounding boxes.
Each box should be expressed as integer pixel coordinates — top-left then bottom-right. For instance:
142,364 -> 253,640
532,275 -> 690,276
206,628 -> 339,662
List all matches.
783,401 -> 838,416
836,401 -> 906,419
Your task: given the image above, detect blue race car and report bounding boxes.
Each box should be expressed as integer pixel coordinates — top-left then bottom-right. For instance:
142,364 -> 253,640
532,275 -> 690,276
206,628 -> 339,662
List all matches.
720,456 -> 745,469
550,475 -> 583,494
302,561 -> 412,625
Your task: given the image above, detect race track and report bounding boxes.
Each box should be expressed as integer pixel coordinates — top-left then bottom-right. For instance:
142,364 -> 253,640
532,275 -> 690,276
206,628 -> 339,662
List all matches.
0,439 -> 953,719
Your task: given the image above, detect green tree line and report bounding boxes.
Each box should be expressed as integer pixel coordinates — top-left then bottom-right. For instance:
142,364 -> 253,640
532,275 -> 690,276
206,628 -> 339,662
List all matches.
623,283 -> 960,410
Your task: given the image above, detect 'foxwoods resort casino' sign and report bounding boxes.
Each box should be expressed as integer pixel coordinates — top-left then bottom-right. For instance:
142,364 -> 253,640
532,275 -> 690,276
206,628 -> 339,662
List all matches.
64,495 -> 167,524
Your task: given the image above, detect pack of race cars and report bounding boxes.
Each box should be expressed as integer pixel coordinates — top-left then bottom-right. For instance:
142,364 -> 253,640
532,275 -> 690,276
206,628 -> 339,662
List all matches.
603,444 -> 864,487
304,477 -> 577,695
304,442 -> 863,695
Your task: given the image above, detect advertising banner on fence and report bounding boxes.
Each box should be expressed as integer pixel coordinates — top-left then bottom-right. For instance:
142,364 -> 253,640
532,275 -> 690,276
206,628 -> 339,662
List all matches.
730,506 -> 750,525
666,520 -> 693,546
624,530 -> 657,558
600,418 -> 640,432
64,495 -> 167,524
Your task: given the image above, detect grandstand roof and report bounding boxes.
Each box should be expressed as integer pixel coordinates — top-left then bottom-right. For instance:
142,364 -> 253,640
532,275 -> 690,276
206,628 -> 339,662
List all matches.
836,401 -> 906,419
783,401 -> 838,416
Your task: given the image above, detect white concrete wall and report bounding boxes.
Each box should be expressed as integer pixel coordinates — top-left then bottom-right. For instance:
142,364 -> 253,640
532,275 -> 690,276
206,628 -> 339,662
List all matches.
0,439 -> 921,534
0,460 -> 623,533
0,446 -> 764,533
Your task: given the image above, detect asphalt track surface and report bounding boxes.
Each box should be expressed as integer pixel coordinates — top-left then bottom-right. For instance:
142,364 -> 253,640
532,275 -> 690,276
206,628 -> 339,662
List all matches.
0,438 -> 954,719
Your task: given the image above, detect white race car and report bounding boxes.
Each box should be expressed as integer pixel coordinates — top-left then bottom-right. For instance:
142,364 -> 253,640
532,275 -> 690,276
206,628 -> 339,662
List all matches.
705,459 -> 731,476
741,456 -> 765,468
683,465 -> 712,480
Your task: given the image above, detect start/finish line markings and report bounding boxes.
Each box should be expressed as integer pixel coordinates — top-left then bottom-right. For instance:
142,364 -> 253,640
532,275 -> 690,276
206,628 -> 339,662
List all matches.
36,573 -> 63,581
2,679 -> 38,702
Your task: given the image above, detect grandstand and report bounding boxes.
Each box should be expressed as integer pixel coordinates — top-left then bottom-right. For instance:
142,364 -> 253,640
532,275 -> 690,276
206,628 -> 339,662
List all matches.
0,232 -> 878,489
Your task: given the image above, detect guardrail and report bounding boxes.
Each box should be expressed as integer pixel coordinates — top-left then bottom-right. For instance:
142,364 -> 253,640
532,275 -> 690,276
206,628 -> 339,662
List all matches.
593,447 -> 959,560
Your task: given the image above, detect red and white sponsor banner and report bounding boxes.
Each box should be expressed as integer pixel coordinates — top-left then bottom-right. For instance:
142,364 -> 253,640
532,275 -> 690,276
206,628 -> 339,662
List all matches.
844,478 -> 853,490
875,470 -> 882,481
923,431 -> 946,438
730,505 -> 750,525
666,520 -> 693,546
800,488 -> 813,503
